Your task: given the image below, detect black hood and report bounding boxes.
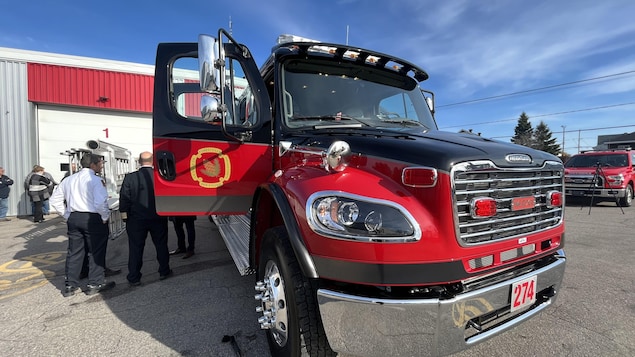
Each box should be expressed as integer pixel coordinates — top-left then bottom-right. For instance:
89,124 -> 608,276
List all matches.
289,128 -> 561,172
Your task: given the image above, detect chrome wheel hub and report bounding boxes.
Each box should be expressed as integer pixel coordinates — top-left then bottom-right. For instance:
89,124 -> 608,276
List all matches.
255,260 -> 288,346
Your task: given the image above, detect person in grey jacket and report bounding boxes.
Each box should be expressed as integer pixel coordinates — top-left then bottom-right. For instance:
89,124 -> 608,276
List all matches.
28,165 -> 51,223
24,165 -> 56,215
0,166 -> 14,221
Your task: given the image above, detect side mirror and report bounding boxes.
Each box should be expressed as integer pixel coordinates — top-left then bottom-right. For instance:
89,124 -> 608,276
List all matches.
421,89 -> 435,116
201,94 -> 221,122
425,97 -> 434,114
198,34 -> 220,92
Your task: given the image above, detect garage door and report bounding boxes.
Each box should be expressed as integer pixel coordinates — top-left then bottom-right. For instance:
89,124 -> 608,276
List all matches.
36,105 -> 151,183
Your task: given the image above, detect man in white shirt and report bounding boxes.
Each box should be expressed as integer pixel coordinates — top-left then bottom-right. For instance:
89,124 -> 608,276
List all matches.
50,153 -> 116,297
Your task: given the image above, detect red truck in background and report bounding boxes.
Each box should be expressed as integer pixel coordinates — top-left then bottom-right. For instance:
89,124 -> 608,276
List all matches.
564,149 -> 634,207
150,29 -> 566,356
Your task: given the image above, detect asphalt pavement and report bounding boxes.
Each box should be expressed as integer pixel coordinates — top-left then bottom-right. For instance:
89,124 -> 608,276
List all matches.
0,200 -> 634,357
0,214 -> 270,357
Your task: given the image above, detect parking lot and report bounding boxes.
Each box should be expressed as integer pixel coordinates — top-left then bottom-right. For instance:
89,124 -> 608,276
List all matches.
0,201 -> 634,357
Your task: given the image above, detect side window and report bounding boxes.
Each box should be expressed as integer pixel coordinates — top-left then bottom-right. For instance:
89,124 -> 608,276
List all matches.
172,56 -> 255,127
378,93 -> 416,119
172,57 -> 204,121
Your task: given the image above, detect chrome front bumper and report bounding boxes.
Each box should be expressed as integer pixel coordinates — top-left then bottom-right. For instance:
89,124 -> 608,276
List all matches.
565,187 -> 626,198
317,250 -> 566,357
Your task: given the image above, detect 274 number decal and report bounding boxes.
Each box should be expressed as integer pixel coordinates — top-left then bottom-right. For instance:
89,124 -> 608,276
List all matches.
511,275 -> 537,312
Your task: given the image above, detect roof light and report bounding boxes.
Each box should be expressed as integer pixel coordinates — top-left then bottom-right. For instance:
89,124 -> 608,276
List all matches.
277,34 -> 320,44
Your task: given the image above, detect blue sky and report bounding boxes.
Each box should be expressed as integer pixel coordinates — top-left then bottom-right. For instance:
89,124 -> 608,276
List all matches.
2,0 -> 635,153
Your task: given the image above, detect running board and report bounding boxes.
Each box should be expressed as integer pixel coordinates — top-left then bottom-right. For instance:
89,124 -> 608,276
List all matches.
211,214 -> 254,276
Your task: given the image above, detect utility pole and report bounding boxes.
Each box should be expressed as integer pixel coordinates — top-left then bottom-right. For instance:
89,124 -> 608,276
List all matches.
561,125 -> 566,156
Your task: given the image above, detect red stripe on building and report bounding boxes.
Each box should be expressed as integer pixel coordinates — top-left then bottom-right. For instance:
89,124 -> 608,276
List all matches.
27,63 -> 154,113
184,78 -> 203,117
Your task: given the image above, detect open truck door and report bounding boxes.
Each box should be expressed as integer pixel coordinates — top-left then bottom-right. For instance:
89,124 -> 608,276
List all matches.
152,30 -> 272,216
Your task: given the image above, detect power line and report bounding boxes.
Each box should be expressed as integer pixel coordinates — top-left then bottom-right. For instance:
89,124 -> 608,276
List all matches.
490,124 -> 635,139
437,70 -> 635,108
440,102 -> 635,130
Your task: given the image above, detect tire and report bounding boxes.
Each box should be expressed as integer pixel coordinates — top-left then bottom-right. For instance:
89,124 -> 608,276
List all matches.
256,226 -> 336,357
619,184 -> 633,207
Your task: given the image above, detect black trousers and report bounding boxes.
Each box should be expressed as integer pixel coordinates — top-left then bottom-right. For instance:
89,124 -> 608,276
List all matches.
126,217 -> 170,283
173,216 -> 196,252
65,212 -> 109,287
33,201 -> 44,222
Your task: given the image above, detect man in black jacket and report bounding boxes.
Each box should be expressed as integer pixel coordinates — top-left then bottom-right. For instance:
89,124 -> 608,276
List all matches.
119,152 -> 172,286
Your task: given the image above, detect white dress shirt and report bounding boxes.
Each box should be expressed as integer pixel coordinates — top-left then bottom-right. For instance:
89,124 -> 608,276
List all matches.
49,168 -> 110,221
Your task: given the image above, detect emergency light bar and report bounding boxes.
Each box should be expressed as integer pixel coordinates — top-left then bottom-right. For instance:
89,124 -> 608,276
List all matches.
274,35 -> 429,82
277,34 -> 320,44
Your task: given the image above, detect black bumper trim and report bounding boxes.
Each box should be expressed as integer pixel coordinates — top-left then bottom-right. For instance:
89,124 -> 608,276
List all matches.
313,256 -> 467,285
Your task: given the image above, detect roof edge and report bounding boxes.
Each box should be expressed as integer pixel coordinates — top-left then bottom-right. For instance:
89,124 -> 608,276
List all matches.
0,46 -> 155,75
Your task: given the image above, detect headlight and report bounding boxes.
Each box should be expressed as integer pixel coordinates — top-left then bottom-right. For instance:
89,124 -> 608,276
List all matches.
607,174 -> 624,186
306,192 -> 421,242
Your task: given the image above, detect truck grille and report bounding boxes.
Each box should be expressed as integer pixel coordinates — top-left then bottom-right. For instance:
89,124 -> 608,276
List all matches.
452,160 -> 564,245
565,174 -> 603,188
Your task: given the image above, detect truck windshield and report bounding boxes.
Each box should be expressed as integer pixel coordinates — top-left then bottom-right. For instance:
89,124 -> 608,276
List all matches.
281,59 -> 437,130
565,154 -> 629,168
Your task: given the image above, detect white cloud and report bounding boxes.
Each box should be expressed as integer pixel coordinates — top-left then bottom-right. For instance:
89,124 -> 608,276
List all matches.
394,1 -> 635,95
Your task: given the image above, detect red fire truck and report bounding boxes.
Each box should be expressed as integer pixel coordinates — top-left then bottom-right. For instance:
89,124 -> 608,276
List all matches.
151,29 -> 566,356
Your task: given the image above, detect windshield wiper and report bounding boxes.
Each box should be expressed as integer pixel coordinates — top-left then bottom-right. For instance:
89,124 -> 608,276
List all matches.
292,115 -> 370,126
380,119 -> 426,127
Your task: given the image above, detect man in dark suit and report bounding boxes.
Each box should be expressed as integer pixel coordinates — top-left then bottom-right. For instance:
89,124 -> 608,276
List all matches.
119,151 -> 172,286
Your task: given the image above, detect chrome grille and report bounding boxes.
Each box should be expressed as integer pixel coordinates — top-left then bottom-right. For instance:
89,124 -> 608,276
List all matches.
452,160 -> 564,245
565,174 -> 603,188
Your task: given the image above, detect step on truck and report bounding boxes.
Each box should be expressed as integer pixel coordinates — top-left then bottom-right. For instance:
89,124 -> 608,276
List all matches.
151,29 -> 566,357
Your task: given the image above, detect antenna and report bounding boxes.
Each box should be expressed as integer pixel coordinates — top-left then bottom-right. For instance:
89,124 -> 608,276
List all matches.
346,25 -> 349,45
229,16 -> 233,35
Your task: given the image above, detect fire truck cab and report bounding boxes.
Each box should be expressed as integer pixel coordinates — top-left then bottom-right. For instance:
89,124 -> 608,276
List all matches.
151,29 -> 566,356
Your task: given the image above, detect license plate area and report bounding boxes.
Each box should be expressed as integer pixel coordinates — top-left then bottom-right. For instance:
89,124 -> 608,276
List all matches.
510,275 -> 537,312
511,196 -> 535,211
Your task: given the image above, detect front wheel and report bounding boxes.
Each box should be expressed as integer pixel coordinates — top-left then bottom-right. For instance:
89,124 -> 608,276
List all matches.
256,226 -> 336,357
619,184 -> 633,207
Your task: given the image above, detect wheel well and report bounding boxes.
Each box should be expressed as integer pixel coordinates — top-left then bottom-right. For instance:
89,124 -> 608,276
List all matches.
251,188 -> 284,269
251,184 -> 319,278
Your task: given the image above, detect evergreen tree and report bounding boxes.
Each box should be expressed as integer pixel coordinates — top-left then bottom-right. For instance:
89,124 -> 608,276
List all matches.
533,121 -> 561,155
511,112 -> 534,147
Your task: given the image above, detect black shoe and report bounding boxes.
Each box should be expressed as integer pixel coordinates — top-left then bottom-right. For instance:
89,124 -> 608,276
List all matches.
182,251 -> 195,259
62,286 -> 81,297
169,249 -> 185,255
129,280 -> 141,287
159,269 -> 173,280
105,268 -> 122,277
85,281 -> 116,295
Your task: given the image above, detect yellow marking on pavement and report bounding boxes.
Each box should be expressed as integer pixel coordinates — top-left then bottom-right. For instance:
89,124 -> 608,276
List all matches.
0,252 -> 65,300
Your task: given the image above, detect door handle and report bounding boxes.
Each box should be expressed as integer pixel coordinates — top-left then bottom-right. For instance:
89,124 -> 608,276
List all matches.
156,151 -> 176,181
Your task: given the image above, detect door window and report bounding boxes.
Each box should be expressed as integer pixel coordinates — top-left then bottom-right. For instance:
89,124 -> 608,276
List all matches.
172,57 -> 255,126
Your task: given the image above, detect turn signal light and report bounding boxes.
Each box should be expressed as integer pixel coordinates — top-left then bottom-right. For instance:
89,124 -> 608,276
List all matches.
402,167 -> 437,187
547,191 -> 563,207
470,197 -> 497,218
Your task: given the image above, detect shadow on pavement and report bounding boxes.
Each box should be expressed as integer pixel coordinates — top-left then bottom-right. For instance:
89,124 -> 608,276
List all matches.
0,214 -> 269,356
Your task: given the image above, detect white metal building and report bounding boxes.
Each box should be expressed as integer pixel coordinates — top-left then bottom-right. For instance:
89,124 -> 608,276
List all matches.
0,47 -> 157,217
